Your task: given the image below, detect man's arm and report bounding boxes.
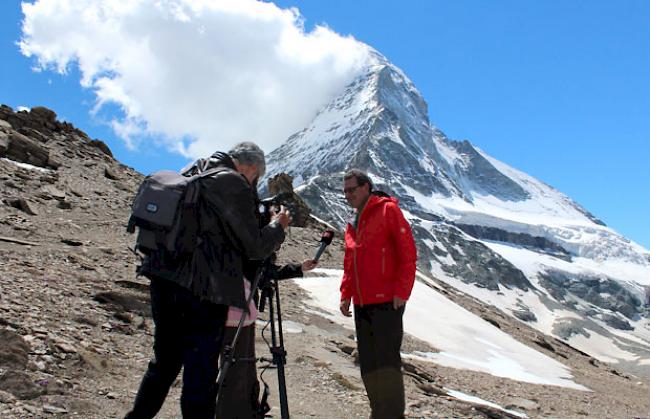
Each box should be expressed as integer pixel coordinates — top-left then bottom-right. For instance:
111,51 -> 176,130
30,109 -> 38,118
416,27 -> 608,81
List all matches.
270,263 -> 302,280
340,270 -> 353,301
340,232 -> 354,316
387,203 -> 417,301
268,259 -> 318,280
201,172 -> 285,260
340,229 -> 354,302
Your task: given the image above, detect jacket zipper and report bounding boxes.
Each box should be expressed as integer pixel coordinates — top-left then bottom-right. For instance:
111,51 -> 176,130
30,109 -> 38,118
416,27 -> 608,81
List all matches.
381,247 -> 386,275
353,203 -> 369,307
353,248 -> 363,306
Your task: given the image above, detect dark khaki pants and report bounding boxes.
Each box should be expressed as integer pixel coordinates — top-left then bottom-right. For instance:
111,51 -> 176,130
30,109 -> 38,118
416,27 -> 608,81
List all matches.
354,302 -> 406,419
125,278 -> 228,419
215,324 -> 260,418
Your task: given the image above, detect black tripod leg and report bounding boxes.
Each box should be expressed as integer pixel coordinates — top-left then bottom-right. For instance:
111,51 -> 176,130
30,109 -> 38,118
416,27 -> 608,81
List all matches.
267,280 -> 290,419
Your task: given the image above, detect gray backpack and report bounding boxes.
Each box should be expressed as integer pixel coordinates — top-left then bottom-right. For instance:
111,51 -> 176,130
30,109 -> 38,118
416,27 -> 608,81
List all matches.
127,167 -> 225,255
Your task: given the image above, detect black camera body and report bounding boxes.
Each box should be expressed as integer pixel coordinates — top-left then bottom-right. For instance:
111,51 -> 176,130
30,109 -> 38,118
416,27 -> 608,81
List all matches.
258,192 -> 293,227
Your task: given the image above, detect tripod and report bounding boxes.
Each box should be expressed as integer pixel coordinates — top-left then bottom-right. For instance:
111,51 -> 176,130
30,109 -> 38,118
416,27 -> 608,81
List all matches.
259,276 -> 290,419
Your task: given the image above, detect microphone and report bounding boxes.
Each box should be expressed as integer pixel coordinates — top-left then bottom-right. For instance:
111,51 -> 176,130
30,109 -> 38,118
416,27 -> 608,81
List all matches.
313,230 -> 335,262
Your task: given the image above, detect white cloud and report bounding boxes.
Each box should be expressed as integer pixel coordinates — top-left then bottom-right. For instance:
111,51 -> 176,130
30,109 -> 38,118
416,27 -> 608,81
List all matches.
19,0 -> 370,157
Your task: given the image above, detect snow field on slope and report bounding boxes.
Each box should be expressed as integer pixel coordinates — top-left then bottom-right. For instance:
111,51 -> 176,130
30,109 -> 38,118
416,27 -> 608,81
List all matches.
475,241 -> 650,363
293,269 -> 587,390
399,172 -> 650,262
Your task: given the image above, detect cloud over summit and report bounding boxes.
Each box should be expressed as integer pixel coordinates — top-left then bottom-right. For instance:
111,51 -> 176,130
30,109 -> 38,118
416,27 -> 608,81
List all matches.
20,0 -> 370,157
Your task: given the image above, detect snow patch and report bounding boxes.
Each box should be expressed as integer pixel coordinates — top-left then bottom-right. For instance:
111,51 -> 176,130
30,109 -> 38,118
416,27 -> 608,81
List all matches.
1,158 -> 53,173
446,389 -> 528,418
295,269 -> 587,390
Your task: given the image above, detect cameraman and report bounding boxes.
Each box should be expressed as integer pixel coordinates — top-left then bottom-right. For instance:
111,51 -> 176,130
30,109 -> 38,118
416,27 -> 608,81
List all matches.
215,189 -> 317,418
216,255 -> 317,418
125,142 -> 290,419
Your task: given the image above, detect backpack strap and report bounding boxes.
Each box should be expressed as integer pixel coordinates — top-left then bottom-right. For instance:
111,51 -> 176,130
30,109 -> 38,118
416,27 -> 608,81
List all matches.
197,166 -> 229,179
192,165 -> 232,185
183,166 -> 230,205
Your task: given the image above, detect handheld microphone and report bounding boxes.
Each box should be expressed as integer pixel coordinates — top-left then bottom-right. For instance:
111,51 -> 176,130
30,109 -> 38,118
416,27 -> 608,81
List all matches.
313,230 -> 335,262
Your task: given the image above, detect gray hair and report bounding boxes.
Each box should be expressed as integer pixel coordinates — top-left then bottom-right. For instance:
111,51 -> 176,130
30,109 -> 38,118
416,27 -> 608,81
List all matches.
228,141 -> 266,177
344,169 -> 373,192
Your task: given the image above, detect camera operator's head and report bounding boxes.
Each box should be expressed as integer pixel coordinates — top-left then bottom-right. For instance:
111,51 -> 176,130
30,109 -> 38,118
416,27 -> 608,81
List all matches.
229,141 -> 266,186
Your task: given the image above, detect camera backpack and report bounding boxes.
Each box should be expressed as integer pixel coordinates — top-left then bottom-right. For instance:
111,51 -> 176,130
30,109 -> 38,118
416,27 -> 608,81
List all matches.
126,167 -> 225,255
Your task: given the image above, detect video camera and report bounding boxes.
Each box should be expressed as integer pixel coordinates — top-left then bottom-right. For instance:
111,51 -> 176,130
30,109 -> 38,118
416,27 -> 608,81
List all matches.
258,192 -> 294,227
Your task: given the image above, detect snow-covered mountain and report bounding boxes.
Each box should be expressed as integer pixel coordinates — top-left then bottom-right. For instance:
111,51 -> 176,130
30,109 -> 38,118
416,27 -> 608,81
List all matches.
264,50 -> 650,375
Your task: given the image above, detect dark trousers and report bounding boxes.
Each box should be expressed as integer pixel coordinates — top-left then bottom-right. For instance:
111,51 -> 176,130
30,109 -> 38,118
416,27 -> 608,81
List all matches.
125,278 -> 228,419
354,303 -> 405,419
215,325 -> 261,418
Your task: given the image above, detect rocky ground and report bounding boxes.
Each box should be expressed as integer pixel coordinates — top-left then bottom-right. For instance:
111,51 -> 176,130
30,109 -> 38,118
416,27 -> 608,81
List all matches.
1,106 -> 650,418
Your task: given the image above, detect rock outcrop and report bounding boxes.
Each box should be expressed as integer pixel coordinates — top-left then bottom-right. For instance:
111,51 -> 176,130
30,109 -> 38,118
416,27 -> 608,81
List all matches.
0,105 -> 111,170
266,172 -> 311,227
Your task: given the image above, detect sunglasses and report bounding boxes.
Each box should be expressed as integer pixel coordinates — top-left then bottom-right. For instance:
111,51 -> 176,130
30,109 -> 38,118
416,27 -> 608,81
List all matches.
343,185 -> 361,195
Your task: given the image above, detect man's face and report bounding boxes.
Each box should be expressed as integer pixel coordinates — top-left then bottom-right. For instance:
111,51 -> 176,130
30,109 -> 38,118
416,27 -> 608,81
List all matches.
344,177 -> 370,210
237,164 -> 260,186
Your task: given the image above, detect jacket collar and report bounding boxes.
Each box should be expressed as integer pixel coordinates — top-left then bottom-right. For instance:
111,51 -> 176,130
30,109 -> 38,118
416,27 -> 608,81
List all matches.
181,152 -> 237,176
347,193 -> 397,227
364,192 -> 396,211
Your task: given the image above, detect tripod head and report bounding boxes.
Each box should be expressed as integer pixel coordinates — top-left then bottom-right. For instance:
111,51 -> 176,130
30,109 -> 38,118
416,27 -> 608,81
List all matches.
257,270 -> 275,313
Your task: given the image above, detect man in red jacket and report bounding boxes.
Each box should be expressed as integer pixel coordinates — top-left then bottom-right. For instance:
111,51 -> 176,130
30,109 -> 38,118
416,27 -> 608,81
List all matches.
340,169 -> 417,419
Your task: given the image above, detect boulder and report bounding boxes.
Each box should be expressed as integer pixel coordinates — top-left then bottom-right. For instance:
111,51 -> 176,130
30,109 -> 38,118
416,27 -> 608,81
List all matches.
43,404 -> 68,414
0,329 -> 31,370
512,308 -> 537,322
5,198 -> 38,216
0,106 -> 24,130
267,173 -> 311,227
0,389 -> 17,403
0,105 -> 82,138
18,127 -> 49,143
0,370 -> 45,400
89,139 -> 113,158
46,156 -> 62,169
104,166 -> 119,180
0,131 -> 8,155
37,185 -> 66,201
40,172 -> 60,184
504,397 -> 540,411
29,106 -> 57,124
329,337 -> 356,355
2,132 -> 51,169
94,291 -> 152,317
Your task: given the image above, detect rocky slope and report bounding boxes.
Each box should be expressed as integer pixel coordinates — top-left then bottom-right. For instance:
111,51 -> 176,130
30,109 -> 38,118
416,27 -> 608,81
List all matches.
2,106 -> 650,418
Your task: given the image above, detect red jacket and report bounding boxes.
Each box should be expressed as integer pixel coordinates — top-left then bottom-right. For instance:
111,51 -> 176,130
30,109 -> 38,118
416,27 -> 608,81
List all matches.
341,194 -> 417,306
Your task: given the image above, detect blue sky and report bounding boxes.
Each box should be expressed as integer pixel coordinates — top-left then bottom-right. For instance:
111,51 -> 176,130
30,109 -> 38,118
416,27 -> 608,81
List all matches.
1,1 -> 649,249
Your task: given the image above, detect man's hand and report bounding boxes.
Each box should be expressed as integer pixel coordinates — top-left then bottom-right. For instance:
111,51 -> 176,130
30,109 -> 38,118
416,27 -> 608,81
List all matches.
340,298 -> 352,317
393,296 -> 406,310
301,259 -> 318,272
271,205 -> 291,229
